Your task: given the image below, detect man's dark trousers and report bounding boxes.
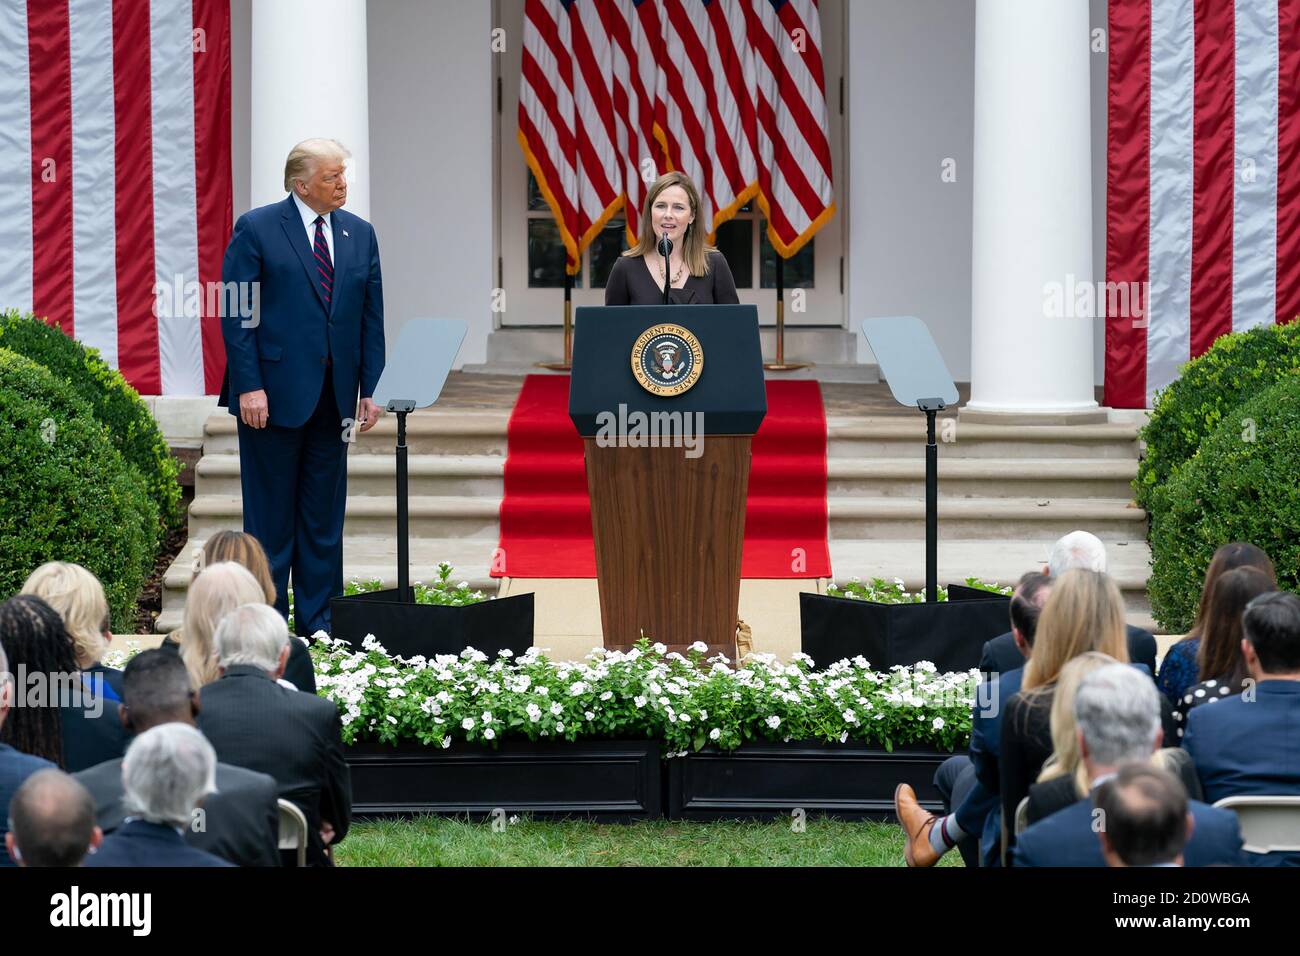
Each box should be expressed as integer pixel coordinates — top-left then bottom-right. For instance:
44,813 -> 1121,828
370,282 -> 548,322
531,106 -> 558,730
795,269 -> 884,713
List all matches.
237,374 -> 347,636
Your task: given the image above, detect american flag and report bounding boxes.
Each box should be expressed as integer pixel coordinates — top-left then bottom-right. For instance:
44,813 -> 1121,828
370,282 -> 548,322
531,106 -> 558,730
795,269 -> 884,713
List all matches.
1106,0 -> 1300,408
0,0 -> 232,397
519,0 -> 834,271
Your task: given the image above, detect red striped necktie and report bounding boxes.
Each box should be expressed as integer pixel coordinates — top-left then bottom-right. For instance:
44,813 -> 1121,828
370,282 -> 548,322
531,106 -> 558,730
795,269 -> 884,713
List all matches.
313,215 -> 333,308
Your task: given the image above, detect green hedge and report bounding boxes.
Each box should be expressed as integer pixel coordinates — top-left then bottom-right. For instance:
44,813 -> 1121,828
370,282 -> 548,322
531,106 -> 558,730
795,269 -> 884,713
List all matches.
1135,321 -> 1300,514
0,348 -> 159,629
0,309 -> 182,529
1148,376 -> 1300,631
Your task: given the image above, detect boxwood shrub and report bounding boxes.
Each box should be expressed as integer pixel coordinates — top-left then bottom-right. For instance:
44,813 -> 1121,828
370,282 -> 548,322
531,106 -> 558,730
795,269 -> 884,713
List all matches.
0,309 -> 182,529
1135,321 -> 1300,513
0,348 -> 159,629
1148,375 -> 1300,631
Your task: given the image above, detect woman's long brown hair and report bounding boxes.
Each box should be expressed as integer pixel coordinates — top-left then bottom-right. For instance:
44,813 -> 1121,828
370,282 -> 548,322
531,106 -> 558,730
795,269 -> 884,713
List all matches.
622,171 -> 717,277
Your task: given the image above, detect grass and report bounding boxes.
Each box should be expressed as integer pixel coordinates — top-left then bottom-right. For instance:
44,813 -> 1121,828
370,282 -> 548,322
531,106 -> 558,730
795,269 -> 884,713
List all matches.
333,817 -> 966,867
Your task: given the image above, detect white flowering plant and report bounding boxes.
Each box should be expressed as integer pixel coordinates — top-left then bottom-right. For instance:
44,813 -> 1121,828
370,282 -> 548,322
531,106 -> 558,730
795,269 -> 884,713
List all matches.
825,576 -> 1013,604
310,636 -> 978,754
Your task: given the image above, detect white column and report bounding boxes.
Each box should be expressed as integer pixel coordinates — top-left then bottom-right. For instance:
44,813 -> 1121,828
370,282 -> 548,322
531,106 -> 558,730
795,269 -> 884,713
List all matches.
250,0 -> 370,219
966,0 -> 1096,415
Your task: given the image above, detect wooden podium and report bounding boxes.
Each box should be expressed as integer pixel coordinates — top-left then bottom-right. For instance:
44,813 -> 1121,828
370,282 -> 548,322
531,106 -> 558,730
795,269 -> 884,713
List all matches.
569,305 -> 766,659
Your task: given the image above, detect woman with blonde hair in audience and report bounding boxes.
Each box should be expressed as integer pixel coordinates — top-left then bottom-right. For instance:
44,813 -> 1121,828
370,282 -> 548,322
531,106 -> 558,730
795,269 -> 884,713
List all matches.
999,569 -> 1130,850
170,532 -> 317,692
1033,651 -> 1115,797
178,562 -> 267,690
21,562 -> 123,701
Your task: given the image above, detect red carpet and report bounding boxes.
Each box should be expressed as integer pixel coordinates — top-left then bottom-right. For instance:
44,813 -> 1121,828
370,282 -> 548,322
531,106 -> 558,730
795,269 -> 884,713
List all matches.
494,375 -> 829,578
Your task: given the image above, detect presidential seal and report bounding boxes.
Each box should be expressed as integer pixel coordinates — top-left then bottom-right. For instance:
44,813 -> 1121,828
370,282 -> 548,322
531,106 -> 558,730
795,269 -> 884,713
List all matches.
630,324 -> 704,396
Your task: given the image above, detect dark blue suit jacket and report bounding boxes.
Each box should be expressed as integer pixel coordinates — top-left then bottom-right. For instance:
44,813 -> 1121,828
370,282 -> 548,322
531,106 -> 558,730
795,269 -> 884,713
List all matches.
0,743 -> 56,867
220,195 -> 384,428
1182,680 -> 1300,803
964,666 -> 1023,866
84,819 -> 234,868
1012,796 -> 1244,867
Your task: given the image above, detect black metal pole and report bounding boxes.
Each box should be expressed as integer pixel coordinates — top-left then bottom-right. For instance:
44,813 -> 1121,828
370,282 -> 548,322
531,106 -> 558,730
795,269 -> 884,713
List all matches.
396,408 -> 410,603
925,406 -> 938,603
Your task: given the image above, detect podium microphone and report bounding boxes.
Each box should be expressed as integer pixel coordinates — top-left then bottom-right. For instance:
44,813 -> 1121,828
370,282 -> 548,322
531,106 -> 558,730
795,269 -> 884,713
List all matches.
658,232 -> 673,304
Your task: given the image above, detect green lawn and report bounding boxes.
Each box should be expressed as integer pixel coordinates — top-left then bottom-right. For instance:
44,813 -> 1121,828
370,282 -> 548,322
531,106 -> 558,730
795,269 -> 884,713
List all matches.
334,817 -> 965,867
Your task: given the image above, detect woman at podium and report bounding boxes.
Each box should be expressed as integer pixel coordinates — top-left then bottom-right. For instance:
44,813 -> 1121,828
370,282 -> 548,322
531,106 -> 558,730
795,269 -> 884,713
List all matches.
605,172 -> 740,306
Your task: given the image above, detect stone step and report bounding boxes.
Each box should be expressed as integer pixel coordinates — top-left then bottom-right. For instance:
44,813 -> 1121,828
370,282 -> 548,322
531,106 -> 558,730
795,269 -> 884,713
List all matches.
201,410 -> 512,457
189,490 -> 1145,544
195,453 -> 506,499
201,412 -> 1140,461
192,452 -> 1136,501
156,535 -> 503,634
188,495 -> 502,541
826,418 -> 1141,459
826,496 -> 1147,540
825,458 -> 1137,499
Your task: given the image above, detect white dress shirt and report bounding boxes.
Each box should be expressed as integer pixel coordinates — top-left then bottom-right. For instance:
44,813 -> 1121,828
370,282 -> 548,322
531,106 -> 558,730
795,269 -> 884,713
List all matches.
291,191 -> 334,264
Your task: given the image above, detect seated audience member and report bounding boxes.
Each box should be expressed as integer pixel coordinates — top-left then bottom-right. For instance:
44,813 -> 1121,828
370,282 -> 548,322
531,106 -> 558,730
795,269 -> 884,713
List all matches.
1024,651 -> 1117,824
5,769 -> 102,867
1095,764 -> 1193,867
84,723 -> 231,867
1029,658 -> 1201,822
197,604 -> 350,866
176,561 -> 273,691
22,561 -> 124,700
167,531 -> 316,694
75,650 -> 281,867
896,572 -> 1051,867
0,637 -> 57,866
1000,569 -> 1130,851
1013,664 -> 1243,867
1158,543 -> 1275,704
0,595 -> 125,772
980,531 -> 1157,676
1184,592 -> 1300,814
1173,566 -> 1275,734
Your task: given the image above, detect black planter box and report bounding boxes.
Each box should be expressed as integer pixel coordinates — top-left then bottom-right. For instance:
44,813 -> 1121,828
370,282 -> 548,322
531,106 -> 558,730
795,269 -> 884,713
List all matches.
666,739 -> 954,821
329,590 -> 534,659
346,737 -> 661,820
799,587 -> 1010,673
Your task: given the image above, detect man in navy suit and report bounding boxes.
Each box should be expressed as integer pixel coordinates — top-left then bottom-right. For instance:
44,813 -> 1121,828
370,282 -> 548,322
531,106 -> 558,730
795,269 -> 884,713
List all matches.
220,138 -> 385,636
896,572 -> 1051,867
1095,764 -> 1194,866
1013,663 -> 1243,867
1183,591 -> 1300,865
84,724 -> 231,868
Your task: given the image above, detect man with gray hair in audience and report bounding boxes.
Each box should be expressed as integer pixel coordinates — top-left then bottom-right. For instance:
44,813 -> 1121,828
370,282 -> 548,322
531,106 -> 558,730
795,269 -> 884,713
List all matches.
85,724 -> 231,866
198,603 -> 351,866
75,649 -> 280,866
6,769 -> 102,866
979,530 -> 1158,675
1013,663 -> 1243,866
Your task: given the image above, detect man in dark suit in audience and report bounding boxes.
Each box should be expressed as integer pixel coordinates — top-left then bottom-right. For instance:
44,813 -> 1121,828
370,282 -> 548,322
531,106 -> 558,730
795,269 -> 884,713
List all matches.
0,639 -> 57,866
5,769 -> 101,867
75,650 -> 280,867
1013,664 -> 1243,867
85,724 -> 232,867
1095,764 -> 1193,867
1183,592 -> 1300,864
197,603 -> 350,866
979,531 -> 1157,676
897,572 -> 1052,866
